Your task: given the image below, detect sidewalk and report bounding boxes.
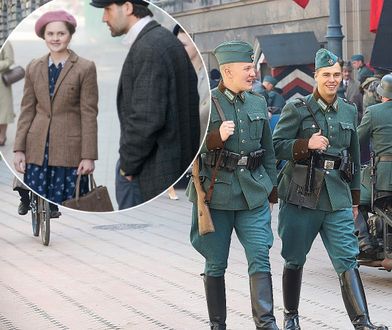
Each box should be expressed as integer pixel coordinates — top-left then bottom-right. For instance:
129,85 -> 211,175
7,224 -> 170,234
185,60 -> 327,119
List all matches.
1,160 -> 391,330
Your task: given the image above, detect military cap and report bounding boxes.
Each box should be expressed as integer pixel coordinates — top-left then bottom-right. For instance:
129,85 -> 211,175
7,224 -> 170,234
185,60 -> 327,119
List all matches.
377,73 -> 392,99
263,75 -> 278,86
213,41 -> 254,66
351,54 -> 364,62
35,10 -> 77,39
315,48 -> 339,70
90,0 -> 148,8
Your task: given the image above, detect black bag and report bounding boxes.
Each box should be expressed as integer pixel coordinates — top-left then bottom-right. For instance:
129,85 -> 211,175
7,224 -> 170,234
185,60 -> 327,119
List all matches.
1,66 -> 25,86
62,174 -> 114,212
286,164 -> 325,209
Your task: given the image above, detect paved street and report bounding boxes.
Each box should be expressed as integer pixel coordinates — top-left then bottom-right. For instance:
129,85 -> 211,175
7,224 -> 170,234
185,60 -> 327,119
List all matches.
1,160 -> 391,330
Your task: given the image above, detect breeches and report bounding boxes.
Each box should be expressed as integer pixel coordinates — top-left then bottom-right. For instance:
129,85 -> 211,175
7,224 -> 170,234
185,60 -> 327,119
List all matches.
278,202 -> 359,274
190,202 -> 274,277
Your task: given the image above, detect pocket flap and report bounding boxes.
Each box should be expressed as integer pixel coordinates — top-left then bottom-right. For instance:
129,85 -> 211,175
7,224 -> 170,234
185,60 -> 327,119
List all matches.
248,111 -> 266,121
339,122 -> 355,131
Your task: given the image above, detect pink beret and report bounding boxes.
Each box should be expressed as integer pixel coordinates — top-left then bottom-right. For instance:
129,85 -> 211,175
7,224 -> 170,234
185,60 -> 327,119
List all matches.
35,10 -> 77,39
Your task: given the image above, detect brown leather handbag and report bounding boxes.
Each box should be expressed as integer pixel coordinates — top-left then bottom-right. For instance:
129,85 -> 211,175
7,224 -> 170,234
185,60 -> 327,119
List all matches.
62,174 -> 114,212
1,66 -> 25,86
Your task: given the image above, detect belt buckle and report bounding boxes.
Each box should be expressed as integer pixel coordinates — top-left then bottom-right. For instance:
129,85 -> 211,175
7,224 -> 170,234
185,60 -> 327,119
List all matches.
237,156 -> 248,166
324,160 -> 335,170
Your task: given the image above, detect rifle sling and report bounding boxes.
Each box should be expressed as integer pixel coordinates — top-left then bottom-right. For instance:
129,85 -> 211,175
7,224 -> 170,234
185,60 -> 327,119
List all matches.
205,96 -> 226,204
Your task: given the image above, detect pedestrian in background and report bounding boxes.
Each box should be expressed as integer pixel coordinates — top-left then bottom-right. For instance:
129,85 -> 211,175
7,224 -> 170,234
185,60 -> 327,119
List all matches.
273,48 -> 387,330
90,0 -> 200,209
13,10 -> 98,216
351,53 -> 373,83
188,41 -> 279,329
0,41 -> 16,146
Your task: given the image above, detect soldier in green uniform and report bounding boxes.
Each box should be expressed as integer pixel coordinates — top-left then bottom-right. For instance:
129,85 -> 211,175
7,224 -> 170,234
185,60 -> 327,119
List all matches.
356,74 -> 392,257
188,41 -> 279,330
351,54 -> 374,84
273,49 -> 387,330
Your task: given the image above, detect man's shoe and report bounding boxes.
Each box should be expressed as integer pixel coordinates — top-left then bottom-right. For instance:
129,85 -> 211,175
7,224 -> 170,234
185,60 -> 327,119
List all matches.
18,200 -> 30,215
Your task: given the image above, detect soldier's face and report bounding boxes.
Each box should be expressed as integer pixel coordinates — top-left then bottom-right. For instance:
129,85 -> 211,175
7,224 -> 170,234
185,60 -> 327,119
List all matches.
102,4 -> 130,37
224,62 -> 256,93
314,62 -> 342,99
351,60 -> 361,69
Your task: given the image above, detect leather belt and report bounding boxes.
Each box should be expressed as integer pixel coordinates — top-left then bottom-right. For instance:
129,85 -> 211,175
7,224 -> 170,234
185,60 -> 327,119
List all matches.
298,155 -> 341,170
237,156 -> 248,166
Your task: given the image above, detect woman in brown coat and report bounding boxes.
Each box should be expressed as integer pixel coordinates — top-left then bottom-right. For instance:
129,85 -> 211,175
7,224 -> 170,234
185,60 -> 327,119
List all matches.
13,10 -> 98,214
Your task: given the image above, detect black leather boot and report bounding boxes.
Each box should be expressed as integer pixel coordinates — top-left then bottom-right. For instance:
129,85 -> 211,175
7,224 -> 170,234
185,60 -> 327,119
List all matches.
339,268 -> 388,330
282,267 -> 303,330
17,189 -> 30,215
249,272 -> 278,330
203,275 -> 226,330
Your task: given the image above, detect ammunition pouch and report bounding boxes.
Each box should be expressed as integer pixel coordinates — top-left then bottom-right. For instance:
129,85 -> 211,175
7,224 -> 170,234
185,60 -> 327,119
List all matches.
203,149 -> 265,172
287,164 -> 325,209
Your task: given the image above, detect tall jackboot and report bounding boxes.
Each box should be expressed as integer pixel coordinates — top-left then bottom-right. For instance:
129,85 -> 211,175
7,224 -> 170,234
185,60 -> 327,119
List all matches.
339,268 -> 388,330
249,272 -> 278,330
203,275 -> 227,330
282,267 -> 303,330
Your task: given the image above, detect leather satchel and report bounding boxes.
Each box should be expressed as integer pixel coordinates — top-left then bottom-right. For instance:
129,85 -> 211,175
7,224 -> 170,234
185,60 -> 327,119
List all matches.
1,65 -> 25,86
63,174 -> 114,212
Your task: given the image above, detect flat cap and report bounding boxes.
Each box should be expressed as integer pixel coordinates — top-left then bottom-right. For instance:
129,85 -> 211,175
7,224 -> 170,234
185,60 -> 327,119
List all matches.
263,75 -> 278,86
351,54 -> 364,62
315,48 -> 339,70
213,41 -> 254,66
90,0 -> 149,8
35,10 -> 77,39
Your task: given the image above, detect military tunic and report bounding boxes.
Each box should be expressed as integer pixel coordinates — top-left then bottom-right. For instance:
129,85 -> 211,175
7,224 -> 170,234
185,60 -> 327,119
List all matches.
358,100 -> 392,204
272,93 -> 360,273
188,83 -> 278,276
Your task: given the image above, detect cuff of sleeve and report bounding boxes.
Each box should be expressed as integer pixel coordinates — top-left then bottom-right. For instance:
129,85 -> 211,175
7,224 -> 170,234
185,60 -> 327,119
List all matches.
206,129 -> 224,150
292,139 -> 310,161
351,190 -> 360,205
268,186 -> 278,204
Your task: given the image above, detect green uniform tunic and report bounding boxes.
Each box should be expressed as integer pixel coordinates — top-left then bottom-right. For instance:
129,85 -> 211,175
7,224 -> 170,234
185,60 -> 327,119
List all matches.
272,93 -> 360,273
188,84 -> 277,276
358,100 -> 392,204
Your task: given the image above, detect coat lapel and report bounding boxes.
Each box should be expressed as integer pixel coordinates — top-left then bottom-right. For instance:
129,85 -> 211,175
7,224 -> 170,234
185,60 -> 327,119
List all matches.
39,54 -> 51,111
52,51 -> 77,99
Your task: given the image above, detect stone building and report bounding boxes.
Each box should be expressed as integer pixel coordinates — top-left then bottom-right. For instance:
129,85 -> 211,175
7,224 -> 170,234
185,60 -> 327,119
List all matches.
151,0 -> 376,73
0,0 -> 50,47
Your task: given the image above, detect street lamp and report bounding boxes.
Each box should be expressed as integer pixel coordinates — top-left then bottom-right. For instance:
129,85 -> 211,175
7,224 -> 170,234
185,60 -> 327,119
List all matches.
325,0 -> 344,58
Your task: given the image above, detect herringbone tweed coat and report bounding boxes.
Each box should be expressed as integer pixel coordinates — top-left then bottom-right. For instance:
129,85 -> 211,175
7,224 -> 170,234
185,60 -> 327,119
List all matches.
117,20 -> 200,201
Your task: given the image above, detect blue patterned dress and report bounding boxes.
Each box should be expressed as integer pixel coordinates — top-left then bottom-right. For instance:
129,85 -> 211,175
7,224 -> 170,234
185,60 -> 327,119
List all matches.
24,60 -> 89,204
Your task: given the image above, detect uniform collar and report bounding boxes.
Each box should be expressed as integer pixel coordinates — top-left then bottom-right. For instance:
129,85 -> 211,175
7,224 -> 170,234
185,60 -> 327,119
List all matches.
313,89 -> 338,112
218,80 -> 246,103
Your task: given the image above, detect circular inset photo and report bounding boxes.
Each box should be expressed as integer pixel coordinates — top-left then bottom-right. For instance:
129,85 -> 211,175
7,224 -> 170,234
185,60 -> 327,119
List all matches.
0,0 -> 210,212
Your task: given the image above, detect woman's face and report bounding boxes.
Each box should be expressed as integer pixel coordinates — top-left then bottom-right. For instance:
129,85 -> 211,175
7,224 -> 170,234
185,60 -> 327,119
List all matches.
44,21 -> 72,54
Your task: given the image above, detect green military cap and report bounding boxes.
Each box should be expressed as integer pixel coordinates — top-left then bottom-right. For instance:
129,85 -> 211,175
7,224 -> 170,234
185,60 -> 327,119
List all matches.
263,75 -> 278,86
315,48 -> 339,70
213,41 -> 254,65
351,54 -> 364,62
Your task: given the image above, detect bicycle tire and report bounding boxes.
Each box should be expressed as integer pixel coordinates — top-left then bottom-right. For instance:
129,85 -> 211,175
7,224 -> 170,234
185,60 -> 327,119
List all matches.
40,198 -> 51,246
30,194 -> 40,237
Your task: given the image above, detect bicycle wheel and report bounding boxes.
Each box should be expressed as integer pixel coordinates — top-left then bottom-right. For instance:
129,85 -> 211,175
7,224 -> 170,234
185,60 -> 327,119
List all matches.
30,193 -> 40,237
39,198 -> 51,246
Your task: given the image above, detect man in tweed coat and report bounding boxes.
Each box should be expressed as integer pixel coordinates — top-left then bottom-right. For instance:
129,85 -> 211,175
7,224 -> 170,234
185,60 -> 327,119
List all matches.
90,0 -> 200,209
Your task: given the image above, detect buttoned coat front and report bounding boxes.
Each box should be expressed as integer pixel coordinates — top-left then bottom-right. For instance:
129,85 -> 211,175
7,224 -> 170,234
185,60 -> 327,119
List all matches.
14,50 -> 98,167
117,20 -> 200,202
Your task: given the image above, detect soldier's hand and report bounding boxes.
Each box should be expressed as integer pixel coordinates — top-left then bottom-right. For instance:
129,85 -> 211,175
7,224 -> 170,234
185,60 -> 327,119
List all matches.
308,130 -> 329,151
352,205 -> 359,220
219,121 -> 235,142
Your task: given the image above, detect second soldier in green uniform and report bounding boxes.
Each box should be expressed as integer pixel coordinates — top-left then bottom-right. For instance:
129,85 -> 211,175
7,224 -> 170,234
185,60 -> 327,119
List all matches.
273,49 -> 387,330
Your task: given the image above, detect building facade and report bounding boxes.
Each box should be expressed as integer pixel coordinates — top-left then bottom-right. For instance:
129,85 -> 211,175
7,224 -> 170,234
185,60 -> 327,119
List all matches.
151,0 -> 376,73
0,0 -> 50,47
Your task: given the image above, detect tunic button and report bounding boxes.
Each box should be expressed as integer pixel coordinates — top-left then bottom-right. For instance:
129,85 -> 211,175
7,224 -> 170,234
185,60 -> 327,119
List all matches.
237,109 -> 240,112
240,120 -> 243,123
328,117 -> 332,120
240,168 -> 244,172
242,139 -> 245,143
240,129 -> 244,133
257,116 -> 260,119
312,124 -> 315,128
330,126 -> 333,129
326,171 -> 330,175
240,151 -> 244,154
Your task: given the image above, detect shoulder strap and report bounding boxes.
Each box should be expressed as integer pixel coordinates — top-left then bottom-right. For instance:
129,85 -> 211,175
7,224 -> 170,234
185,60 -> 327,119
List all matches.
299,98 -> 322,133
205,96 -> 226,204
211,96 -> 226,121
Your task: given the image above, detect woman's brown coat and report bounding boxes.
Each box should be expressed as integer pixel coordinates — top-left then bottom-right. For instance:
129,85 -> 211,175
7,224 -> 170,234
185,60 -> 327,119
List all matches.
14,50 -> 98,167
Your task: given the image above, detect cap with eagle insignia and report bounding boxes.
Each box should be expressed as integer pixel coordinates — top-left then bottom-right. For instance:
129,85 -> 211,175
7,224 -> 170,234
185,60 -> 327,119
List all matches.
213,41 -> 255,65
315,48 -> 339,70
